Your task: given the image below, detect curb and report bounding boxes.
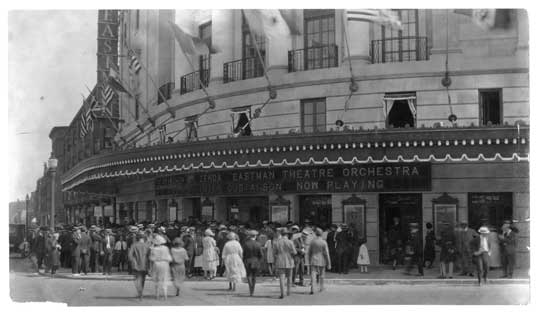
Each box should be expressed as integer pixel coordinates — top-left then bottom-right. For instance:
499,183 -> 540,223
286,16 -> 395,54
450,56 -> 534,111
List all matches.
35,272 -> 529,285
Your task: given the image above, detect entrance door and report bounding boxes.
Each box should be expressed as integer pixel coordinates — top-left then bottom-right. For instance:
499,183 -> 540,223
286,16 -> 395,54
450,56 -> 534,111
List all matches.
379,193 -> 422,264
299,195 -> 332,227
226,197 -> 269,225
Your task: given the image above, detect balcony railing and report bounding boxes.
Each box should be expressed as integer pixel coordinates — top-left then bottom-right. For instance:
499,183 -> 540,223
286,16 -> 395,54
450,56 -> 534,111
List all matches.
371,36 -> 429,64
157,82 -> 175,104
223,56 -> 264,83
180,69 -> 210,95
288,44 -> 339,72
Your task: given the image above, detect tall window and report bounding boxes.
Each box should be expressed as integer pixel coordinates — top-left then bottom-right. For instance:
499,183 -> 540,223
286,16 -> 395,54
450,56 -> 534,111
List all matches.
479,89 -> 502,126
242,13 -> 265,79
135,10 -> 140,30
185,116 -> 198,142
371,9 -> 428,63
301,98 -> 327,133
199,22 -> 212,87
304,9 -> 336,70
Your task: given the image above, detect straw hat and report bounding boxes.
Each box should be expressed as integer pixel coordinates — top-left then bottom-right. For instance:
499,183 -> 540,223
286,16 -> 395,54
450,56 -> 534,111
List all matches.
205,229 -> 215,237
154,235 -> 166,245
227,232 -> 237,240
247,230 -> 259,237
478,226 -> 490,234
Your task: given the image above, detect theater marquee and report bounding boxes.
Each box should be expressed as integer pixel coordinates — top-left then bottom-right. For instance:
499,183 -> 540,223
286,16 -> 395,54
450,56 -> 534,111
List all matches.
155,163 -> 431,196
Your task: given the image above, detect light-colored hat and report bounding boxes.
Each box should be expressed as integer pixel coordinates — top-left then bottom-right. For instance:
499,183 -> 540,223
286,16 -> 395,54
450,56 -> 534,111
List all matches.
247,230 -> 259,237
291,225 -> 300,231
153,235 -> 166,245
205,229 -> 215,237
227,232 -> 237,240
158,226 -> 166,232
218,224 -> 227,230
105,228 -> 112,234
301,229 -> 310,236
478,226 -> 490,234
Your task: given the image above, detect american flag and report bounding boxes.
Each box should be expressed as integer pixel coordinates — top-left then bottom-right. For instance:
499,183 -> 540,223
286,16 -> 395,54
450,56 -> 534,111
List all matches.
80,114 -> 87,138
129,52 -> 142,74
101,84 -> 115,107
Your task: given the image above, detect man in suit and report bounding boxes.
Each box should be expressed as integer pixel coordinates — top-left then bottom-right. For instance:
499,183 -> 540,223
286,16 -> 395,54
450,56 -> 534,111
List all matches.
458,221 -> 477,277
348,223 -> 360,269
307,228 -> 331,294
292,230 -> 308,286
471,226 -> 491,285
101,229 -> 115,275
129,232 -> 151,301
182,227 -> 196,277
243,230 -> 263,296
71,227 -> 82,275
335,224 -> 354,274
326,224 -> 338,273
79,226 -> 92,275
89,226 -> 102,273
404,222 -> 424,276
499,222 -> 517,278
273,228 -> 297,299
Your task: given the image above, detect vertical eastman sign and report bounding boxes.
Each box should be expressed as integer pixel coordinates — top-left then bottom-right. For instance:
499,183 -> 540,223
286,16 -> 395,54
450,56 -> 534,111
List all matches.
155,163 -> 432,196
97,10 -> 119,116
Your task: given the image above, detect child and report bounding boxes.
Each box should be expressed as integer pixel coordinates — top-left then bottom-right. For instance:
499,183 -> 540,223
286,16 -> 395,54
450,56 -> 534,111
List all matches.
357,239 -> 370,273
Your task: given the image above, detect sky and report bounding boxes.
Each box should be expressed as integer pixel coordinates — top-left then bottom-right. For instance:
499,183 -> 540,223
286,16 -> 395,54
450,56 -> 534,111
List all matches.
8,10 -> 98,201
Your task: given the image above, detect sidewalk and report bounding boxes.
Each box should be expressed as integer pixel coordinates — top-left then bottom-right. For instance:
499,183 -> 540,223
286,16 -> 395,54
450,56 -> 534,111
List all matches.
30,263 -> 530,285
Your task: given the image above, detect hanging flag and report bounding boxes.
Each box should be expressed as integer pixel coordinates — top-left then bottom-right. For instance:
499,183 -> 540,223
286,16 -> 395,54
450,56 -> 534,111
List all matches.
169,22 -> 218,56
85,107 -> 94,132
101,84 -> 115,107
242,9 -> 296,40
80,113 -> 87,138
278,9 -> 302,35
128,51 -> 142,74
108,64 -> 132,96
453,9 -> 515,30
346,9 -> 403,30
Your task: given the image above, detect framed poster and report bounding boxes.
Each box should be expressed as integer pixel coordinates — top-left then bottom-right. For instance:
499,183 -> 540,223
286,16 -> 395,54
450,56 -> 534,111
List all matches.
342,195 -> 366,239
103,205 -> 113,217
94,206 -> 103,217
271,205 -> 289,223
270,195 -> 291,224
432,193 -> 459,238
169,207 -> 177,222
201,198 -> 214,221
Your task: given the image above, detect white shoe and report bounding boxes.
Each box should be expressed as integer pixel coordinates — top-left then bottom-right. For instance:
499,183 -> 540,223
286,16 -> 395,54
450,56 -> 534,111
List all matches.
73,273 -> 81,276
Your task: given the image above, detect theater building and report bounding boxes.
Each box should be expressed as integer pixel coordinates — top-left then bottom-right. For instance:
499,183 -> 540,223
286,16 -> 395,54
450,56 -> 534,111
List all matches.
60,9 -> 529,266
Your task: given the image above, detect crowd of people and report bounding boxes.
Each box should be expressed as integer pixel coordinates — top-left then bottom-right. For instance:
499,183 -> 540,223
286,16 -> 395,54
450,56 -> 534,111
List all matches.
21,216 -> 519,299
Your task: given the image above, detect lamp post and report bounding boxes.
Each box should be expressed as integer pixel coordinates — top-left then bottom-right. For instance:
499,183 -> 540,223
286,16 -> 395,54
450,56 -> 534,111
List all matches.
47,153 -> 58,231
25,194 -> 29,238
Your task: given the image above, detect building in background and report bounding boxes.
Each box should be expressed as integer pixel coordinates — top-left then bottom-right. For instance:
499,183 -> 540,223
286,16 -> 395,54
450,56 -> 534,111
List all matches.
58,9 -> 529,267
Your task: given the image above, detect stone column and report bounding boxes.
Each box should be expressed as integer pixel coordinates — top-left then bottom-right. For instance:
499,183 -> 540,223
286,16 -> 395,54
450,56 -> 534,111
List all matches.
210,9 -> 236,85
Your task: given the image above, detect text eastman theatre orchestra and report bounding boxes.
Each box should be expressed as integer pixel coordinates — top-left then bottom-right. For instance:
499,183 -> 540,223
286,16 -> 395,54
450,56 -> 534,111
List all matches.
155,164 -> 430,196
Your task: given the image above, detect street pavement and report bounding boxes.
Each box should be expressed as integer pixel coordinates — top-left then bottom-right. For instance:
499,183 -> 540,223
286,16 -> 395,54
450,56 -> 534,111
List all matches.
9,272 -> 530,306
9,257 -> 530,305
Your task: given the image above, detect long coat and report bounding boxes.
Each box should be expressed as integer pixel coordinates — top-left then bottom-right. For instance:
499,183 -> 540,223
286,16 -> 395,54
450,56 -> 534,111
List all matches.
273,237 -> 296,269
129,241 -> 150,272
47,238 -> 61,267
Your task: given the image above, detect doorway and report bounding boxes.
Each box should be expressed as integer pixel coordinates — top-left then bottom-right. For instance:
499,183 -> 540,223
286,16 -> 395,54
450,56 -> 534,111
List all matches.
226,196 -> 269,225
379,193 -> 422,264
299,195 -> 332,227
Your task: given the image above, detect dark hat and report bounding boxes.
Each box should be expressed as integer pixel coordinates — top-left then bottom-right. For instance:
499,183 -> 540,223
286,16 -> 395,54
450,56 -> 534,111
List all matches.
80,226 -> 87,232
173,237 -> 184,247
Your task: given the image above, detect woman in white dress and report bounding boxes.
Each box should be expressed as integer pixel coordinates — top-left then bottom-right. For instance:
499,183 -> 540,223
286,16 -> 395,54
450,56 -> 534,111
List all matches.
202,229 -> 219,280
222,232 -> 246,291
149,235 -> 172,300
264,233 -> 275,278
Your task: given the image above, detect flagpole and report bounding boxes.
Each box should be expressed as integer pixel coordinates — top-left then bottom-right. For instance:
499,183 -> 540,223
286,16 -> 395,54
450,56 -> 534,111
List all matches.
127,48 -> 177,118
339,9 -> 358,124
241,9 -> 274,91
